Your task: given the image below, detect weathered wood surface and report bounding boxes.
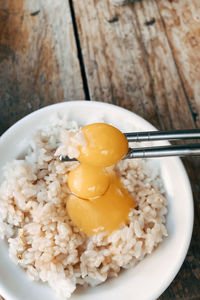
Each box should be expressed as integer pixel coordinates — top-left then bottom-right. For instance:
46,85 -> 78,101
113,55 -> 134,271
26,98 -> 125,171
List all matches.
73,0 -> 200,299
0,0 -> 84,136
0,0 -> 200,299
157,0 -> 200,128
73,0 -> 196,130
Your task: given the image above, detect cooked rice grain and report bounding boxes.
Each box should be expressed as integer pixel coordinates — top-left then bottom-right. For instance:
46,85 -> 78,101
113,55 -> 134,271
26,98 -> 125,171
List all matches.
0,119 -> 168,299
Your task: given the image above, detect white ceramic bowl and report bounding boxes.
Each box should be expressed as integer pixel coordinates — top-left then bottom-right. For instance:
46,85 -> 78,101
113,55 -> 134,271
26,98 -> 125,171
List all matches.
0,101 -> 194,300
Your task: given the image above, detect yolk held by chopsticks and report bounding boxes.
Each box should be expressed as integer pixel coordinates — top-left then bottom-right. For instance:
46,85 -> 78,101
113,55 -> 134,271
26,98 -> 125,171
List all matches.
78,123 -> 129,167
66,123 -> 135,235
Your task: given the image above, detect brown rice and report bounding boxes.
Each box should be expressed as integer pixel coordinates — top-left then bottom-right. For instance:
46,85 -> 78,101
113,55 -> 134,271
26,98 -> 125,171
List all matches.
0,118 -> 168,299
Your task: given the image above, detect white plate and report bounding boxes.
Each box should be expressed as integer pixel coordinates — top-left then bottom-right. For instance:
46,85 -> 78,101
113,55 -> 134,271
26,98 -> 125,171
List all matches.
0,101 -> 194,300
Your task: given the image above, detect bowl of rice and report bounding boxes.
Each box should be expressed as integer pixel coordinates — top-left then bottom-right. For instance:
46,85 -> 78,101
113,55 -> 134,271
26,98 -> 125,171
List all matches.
0,101 -> 194,300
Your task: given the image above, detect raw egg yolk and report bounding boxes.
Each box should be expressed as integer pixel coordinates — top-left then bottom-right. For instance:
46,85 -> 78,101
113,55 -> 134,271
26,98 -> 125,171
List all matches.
68,164 -> 110,199
78,123 -> 129,167
67,174 -> 134,235
66,123 -> 134,235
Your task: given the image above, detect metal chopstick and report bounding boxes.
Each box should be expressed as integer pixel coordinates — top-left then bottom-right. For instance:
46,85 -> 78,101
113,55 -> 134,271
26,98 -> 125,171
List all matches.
59,129 -> 200,161
60,156 -> 77,162
125,143 -> 200,159
60,143 -> 200,161
124,129 -> 200,142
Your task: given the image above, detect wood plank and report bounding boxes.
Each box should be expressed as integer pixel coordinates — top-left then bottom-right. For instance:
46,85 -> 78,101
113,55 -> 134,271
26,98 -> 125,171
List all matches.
72,0 -> 195,131
72,1 -> 200,299
0,0 -> 84,135
157,0 -> 200,128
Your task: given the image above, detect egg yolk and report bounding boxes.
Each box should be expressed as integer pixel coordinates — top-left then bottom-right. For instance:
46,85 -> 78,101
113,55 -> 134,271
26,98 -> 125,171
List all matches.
78,123 -> 129,167
66,123 -> 135,235
67,174 -> 134,235
68,164 -> 110,199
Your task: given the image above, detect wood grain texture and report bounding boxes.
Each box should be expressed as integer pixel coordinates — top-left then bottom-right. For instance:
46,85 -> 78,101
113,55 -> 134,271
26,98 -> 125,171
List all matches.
72,0 -> 195,130
72,0 -> 200,299
157,0 -> 200,128
0,0 -> 84,135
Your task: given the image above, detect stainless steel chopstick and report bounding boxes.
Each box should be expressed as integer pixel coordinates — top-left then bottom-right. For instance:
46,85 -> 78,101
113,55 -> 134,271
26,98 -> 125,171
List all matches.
59,143 -> 200,161
124,129 -> 200,142
125,143 -> 200,159
60,156 -> 77,162
59,129 -> 200,161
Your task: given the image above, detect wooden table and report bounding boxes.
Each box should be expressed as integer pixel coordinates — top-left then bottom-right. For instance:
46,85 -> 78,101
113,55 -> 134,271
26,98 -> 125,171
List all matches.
0,1 -> 200,299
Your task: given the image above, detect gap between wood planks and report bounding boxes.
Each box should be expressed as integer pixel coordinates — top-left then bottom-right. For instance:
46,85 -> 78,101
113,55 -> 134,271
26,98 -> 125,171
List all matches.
68,0 -> 91,100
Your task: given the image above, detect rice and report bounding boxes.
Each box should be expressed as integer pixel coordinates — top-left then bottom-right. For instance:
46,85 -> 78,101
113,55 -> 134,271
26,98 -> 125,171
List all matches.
0,117 -> 168,299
